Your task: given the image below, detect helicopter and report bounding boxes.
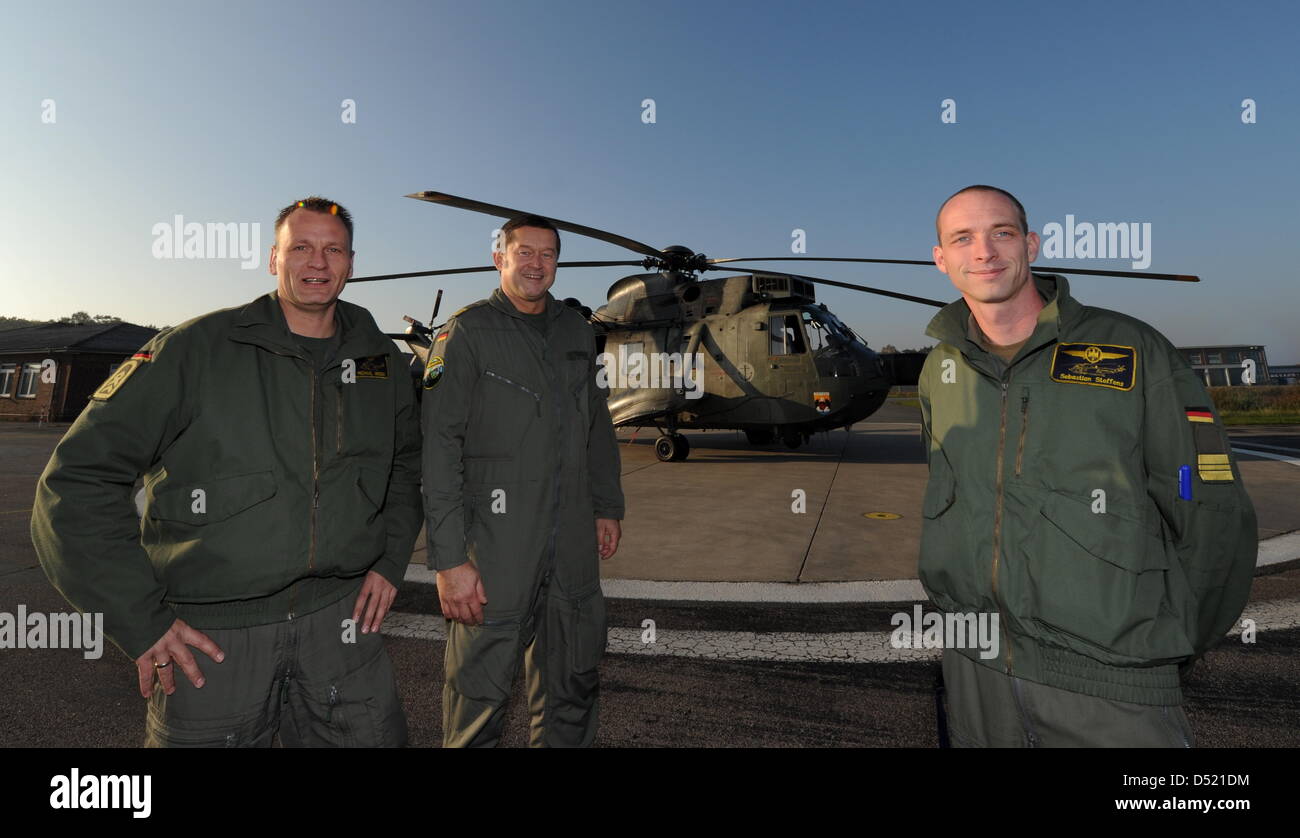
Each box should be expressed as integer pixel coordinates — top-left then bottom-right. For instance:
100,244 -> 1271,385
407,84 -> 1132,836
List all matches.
354,191 -> 1198,462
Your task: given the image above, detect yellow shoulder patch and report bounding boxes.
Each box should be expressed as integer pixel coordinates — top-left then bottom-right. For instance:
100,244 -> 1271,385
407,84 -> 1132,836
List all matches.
92,355 -> 150,401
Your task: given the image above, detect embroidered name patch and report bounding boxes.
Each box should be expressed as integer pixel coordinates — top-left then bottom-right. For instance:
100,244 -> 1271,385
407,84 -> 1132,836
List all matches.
354,354 -> 388,379
1049,343 -> 1137,391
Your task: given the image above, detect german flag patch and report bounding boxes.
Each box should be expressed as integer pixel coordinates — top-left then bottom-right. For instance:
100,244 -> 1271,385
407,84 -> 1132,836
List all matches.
1186,405 -> 1233,482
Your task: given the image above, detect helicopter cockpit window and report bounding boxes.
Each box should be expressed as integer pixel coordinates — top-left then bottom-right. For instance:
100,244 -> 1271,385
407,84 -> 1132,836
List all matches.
801,310 -> 835,351
803,307 -> 861,345
769,314 -> 807,355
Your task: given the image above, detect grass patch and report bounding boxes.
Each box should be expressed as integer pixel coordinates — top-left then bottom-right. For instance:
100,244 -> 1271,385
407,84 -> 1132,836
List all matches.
1210,385 -> 1300,425
1219,412 -> 1300,426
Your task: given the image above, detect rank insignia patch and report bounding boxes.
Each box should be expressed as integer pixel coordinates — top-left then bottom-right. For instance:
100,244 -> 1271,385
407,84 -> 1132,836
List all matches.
423,355 -> 445,390
1049,343 -> 1137,391
92,355 -> 150,401
1186,405 -> 1232,482
1197,453 -> 1234,482
814,391 -> 831,414
355,354 -> 389,379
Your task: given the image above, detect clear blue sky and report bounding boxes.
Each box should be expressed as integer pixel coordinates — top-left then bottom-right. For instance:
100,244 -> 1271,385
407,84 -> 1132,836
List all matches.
2,0 -> 1297,360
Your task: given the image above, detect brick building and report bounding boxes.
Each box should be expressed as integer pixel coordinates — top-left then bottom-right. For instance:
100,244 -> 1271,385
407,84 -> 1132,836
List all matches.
0,322 -> 158,422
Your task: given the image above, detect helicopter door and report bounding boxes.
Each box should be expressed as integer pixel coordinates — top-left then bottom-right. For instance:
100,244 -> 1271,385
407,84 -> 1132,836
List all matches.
763,312 -> 814,419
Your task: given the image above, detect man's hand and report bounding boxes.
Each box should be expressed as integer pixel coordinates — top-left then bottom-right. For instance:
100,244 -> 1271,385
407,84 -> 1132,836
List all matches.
437,562 -> 487,625
352,570 -> 398,635
135,619 -> 225,699
596,518 -> 622,560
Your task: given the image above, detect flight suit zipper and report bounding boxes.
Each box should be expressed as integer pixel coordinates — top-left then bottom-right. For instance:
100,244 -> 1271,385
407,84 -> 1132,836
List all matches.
1015,389 -> 1030,477
309,367 -> 319,574
992,378 -> 1013,674
484,369 -> 542,416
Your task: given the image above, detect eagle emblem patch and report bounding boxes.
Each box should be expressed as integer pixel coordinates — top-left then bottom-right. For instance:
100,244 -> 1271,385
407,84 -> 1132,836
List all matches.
1050,343 -> 1137,391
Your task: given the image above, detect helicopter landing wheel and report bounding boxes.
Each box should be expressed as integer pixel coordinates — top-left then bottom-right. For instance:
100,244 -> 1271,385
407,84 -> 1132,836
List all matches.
782,430 -> 804,450
654,433 -> 691,462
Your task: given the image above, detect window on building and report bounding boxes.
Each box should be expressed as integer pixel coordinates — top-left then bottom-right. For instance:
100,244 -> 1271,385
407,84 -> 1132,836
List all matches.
0,364 -> 14,397
1186,351 -> 1203,365
1223,350 -> 1239,364
18,363 -> 41,398
1206,352 -> 1223,365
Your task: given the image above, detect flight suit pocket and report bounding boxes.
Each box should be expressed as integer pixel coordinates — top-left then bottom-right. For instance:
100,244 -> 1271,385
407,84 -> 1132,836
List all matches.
918,448 -> 976,611
1026,491 -> 1192,663
445,621 -> 522,705
148,470 -> 277,525
470,369 -> 542,458
548,587 -> 606,701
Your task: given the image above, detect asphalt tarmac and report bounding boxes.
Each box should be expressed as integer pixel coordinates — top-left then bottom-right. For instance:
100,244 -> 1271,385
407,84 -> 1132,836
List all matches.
1,404 -> 1297,747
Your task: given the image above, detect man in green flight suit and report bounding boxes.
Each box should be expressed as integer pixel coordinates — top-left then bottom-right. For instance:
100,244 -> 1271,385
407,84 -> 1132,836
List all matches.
32,197 -> 422,747
919,185 -> 1257,747
423,214 -> 625,748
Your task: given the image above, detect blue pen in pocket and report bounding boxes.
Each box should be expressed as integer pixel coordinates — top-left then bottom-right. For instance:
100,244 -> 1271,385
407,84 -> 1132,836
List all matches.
1178,465 -> 1193,500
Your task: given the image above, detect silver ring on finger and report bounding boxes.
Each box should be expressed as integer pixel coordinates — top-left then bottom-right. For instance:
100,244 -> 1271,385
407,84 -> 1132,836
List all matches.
154,660 -> 172,669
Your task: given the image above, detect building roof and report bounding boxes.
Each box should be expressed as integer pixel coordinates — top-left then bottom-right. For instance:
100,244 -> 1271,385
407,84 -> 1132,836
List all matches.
0,322 -> 157,355
1175,344 -> 1266,350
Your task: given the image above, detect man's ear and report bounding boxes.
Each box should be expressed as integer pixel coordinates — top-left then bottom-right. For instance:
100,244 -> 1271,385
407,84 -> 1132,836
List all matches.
1026,231 -> 1040,263
492,249 -> 505,272
932,244 -> 947,275
268,245 -> 279,275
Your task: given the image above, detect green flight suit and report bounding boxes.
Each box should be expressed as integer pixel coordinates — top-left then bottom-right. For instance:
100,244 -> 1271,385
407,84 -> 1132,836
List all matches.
918,275 -> 1256,743
32,292 -> 422,746
422,288 -> 624,748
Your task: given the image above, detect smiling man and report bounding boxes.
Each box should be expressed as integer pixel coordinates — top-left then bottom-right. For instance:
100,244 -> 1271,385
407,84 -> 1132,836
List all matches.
32,196 -> 422,747
422,214 -> 624,747
918,185 -> 1257,747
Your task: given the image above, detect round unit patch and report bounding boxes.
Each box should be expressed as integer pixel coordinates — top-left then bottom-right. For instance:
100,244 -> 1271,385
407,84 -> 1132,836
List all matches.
422,355 -> 445,390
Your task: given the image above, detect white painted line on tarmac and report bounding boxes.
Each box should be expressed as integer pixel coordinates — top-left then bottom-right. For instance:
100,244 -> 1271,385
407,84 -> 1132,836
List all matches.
1258,530 -> 1300,568
381,600 -> 1300,663
1232,446 -> 1300,467
1229,441 -> 1300,456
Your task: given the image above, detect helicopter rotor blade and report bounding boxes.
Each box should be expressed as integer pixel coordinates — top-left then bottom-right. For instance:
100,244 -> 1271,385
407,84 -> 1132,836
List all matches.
714,267 -> 949,308
350,259 -> 645,284
350,265 -> 497,283
407,191 -> 664,259
707,257 -> 1199,282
